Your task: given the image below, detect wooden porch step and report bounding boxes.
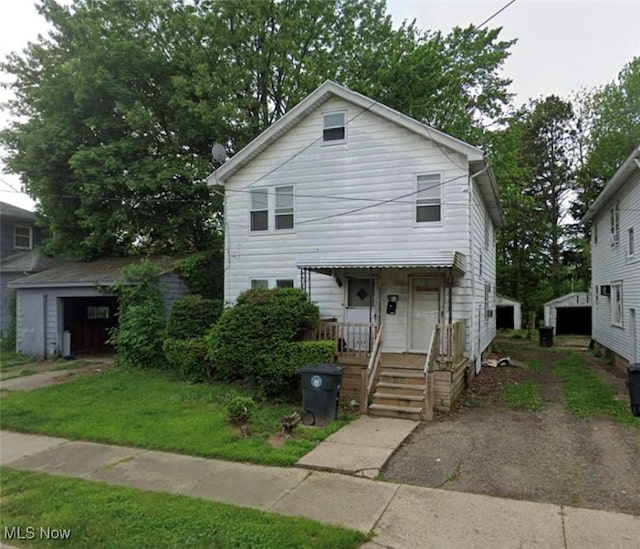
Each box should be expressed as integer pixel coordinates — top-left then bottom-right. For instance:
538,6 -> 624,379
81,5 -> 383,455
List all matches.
376,382 -> 425,396
372,393 -> 423,408
369,403 -> 422,420
379,370 -> 424,385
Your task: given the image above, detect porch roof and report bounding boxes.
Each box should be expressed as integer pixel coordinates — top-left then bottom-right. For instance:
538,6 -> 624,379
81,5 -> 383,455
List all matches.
296,251 -> 466,275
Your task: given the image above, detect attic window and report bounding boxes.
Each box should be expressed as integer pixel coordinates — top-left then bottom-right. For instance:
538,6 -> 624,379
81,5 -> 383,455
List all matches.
14,225 -> 32,249
323,112 -> 346,142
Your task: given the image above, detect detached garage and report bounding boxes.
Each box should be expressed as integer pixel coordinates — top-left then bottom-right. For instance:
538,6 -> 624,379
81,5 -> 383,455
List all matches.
496,295 -> 522,330
543,292 -> 592,336
8,257 -> 187,359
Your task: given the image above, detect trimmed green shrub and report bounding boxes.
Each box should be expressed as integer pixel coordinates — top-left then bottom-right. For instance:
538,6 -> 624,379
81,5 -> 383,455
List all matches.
250,340 -> 337,400
163,337 -> 210,382
107,261 -> 166,368
206,288 -> 319,383
167,295 -> 222,339
226,396 -> 255,424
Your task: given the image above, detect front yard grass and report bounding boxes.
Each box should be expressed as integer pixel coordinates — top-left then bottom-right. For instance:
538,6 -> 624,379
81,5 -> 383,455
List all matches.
0,368 -> 352,466
553,354 -> 639,426
0,468 -> 366,549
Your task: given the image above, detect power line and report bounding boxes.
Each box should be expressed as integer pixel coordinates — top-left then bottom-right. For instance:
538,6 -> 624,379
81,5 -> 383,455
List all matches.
475,0 -> 518,30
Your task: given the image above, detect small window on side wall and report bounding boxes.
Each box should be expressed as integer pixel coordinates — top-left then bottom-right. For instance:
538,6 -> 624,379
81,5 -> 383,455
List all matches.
251,279 -> 268,290
611,282 -> 622,326
250,189 -> 268,231
629,227 -> 635,257
416,174 -> 441,222
276,279 -> 294,288
323,112 -> 346,142
14,225 -> 32,249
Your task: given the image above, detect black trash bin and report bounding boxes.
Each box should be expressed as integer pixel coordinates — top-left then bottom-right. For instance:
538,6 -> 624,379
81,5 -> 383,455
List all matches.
539,326 -> 554,347
297,363 -> 345,426
627,364 -> 640,417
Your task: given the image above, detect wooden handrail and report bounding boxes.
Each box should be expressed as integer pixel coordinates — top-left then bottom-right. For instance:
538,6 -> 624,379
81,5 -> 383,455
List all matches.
366,323 -> 384,394
424,324 -> 438,374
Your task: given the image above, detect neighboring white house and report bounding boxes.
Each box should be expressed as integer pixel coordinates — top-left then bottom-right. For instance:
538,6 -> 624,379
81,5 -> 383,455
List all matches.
543,292 -> 591,335
496,295 -> 522,330
208,80 -> 503,380
583,144 -> 640,367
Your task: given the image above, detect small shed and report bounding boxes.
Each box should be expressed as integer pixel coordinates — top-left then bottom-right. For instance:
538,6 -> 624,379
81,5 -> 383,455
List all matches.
496,295 -> 522,330
8,256 -> 187,359
543,292 -> 591,335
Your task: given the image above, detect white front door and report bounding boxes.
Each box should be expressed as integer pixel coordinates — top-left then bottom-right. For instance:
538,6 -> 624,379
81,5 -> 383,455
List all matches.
345,278 -> 375,350
410,278 -> 438,352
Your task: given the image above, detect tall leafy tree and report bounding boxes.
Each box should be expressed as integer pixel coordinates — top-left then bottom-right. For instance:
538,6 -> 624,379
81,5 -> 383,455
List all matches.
2,0 -> 515,260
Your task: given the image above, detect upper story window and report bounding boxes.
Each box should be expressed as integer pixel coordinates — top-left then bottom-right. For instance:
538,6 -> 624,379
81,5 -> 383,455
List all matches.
610,202 -> 620,245
322,112 -> 346,142
629,227 -> 635,258
14,225 -> 33,249
484,217 -> 489,248
250,189 -> 269,231
416,173 -> 442,223
275,186 -> 294,230
611,282 -> 622,326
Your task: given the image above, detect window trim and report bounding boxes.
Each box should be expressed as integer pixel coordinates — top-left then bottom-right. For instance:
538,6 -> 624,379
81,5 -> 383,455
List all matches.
415,173 -> 443,224
274,185 -> 294,230
610,202 -> 620,246
250,279 -> 269,290
322,111 -> 347,144
611,282 -> 623,327
250,189 -> 269,232
14,225 -> 33,250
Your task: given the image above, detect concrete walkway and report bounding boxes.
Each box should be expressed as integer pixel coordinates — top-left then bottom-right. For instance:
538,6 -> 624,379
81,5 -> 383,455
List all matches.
1,430 -> 638,548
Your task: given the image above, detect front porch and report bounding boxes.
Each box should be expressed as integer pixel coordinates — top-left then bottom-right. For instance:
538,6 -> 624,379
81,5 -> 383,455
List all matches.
311,319 -> 467,419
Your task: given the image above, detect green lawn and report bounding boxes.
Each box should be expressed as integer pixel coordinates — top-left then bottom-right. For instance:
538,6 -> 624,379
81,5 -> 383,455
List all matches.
0,368 -> 352,466
553,355 -> 639,426
0,350 -> 38,371
0,468 -> 366,549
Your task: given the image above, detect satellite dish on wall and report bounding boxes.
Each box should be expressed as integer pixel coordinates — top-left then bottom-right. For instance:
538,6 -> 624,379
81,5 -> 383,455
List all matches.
211,143 -> 227,164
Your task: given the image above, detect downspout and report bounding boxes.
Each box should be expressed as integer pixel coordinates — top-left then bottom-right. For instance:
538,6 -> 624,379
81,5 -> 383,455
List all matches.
42,293 -> 48,360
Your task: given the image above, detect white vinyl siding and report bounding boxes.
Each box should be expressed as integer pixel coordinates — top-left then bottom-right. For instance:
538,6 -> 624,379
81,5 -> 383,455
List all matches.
222,95 -> 493,356
416,173 -> 442,222
591,164 -> 640,361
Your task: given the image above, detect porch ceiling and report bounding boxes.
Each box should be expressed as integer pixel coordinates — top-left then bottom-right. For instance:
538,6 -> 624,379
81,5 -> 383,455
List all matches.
296,251 -> 466,275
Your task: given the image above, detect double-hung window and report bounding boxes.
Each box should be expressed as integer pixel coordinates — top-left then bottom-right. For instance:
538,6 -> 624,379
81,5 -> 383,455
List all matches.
250,189 -> 268,231
14,225 -> 32,249
611,283 -> 622,326
416,174 -> 441,223
322,112 -> 346,142
610,202 -> 620,245
275,186 -> 294,230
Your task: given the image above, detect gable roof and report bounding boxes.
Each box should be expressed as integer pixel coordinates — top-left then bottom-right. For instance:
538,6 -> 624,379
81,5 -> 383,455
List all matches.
0,201 -> 36,223
207,80 -> 503,226
8,256 -> 177,289
0,250 -> 62,273
582,144 -> 640,224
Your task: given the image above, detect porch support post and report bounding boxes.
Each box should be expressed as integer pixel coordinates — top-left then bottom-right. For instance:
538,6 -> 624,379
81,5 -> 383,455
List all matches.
448,268 -> 453,325
424,370 -> 434,421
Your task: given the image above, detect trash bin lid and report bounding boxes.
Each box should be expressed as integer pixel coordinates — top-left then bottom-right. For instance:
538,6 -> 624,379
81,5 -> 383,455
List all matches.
629,363 -> 640,373
297,363 -> 345,376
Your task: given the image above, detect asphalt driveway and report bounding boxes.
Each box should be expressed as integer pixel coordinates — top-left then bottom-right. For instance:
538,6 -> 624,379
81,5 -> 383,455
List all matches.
382,338 -> 640,516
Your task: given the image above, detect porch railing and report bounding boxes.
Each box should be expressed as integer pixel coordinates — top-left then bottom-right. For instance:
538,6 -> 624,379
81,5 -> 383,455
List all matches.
314,320 -> 379,359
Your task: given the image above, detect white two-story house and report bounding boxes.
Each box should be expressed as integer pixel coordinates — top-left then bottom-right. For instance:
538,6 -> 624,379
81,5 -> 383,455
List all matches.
583,144 -> 640,369
208,81 -> 503,418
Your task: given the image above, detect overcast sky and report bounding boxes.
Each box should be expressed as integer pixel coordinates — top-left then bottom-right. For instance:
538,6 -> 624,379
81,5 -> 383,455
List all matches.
1,0 -> 639,211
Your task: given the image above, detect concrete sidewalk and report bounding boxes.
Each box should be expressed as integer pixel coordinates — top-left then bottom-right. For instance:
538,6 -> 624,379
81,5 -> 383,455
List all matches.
1,430 -> 638,548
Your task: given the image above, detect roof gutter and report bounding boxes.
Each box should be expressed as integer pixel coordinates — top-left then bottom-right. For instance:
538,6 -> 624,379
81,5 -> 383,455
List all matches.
582,145 -> 640,224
